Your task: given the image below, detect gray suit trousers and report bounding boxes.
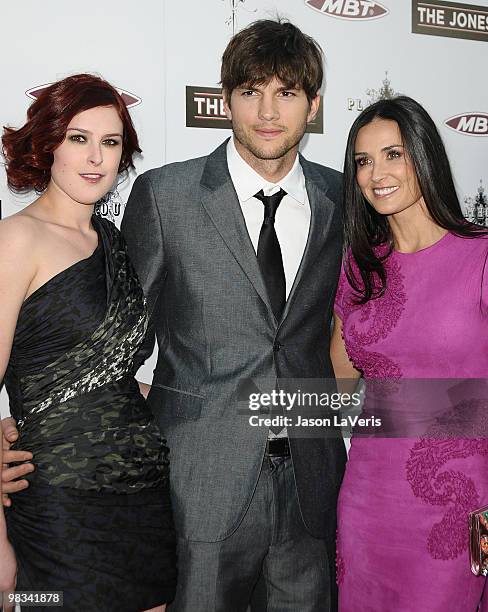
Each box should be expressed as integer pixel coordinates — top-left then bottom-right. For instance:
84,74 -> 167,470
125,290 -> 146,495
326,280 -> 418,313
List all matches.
168,457 -> 331,612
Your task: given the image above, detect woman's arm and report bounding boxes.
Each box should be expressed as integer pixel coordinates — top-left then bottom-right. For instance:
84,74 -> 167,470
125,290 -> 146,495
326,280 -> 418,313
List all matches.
330,313 -> 361,394
0,217 -> 38,590
0,440 -> 17,593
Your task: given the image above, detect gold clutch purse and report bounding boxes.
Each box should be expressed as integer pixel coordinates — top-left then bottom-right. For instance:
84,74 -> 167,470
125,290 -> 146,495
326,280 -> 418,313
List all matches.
469,505 -> 488,576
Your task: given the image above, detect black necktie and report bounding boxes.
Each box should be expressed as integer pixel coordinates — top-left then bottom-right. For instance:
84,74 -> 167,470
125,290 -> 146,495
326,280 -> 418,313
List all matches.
254,189 -> 287,320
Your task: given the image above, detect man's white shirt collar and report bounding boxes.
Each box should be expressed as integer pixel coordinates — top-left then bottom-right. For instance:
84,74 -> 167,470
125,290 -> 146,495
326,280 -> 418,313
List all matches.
226,137 -> 306,204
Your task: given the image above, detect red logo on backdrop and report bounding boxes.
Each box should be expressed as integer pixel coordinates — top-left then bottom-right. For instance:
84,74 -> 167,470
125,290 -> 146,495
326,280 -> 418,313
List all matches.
305,0 -> 388,19
445,113 -> 488,136
25,84 -> 142,108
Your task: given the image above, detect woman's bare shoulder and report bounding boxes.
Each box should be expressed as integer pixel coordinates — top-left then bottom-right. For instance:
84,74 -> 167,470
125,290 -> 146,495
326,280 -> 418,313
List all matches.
0,212 -> 44,259
0,211 -> 38,235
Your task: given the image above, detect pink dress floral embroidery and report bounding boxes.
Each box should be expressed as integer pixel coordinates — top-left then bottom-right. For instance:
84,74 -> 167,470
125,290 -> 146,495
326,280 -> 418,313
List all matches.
335,233 -> 488,612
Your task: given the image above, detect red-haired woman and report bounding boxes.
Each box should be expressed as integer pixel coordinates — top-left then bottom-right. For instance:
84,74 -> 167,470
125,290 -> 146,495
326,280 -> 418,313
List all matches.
0,74 -> 176,611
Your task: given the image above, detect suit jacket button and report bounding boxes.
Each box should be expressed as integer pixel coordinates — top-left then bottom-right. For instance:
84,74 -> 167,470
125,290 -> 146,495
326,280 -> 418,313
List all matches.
273,342 -> 282,352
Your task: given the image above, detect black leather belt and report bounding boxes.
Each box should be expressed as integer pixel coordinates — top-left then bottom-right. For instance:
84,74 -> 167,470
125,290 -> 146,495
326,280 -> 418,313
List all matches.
265,437 -> 290,457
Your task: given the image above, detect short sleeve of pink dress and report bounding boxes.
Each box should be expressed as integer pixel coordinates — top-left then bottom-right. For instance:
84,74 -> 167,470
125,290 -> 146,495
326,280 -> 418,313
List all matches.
336,232 -> 488,612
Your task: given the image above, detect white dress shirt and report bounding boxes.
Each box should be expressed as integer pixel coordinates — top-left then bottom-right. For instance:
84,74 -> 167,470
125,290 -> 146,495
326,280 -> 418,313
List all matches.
226,138 -> 311,299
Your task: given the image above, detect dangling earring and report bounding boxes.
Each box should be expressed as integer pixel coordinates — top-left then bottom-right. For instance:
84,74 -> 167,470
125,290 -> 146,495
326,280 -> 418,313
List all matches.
94,188 -> 124,223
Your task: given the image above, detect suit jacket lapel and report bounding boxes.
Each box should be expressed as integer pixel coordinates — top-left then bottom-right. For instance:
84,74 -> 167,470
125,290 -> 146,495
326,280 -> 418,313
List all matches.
281,156 -> 336,321
200,140 -> 272,312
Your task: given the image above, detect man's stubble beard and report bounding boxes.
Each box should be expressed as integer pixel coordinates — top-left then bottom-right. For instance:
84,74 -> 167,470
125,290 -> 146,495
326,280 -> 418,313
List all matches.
232,121 -> 308,162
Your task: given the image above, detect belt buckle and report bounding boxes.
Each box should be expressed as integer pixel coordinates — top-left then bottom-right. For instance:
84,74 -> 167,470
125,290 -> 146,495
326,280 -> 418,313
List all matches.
266,437 -> 290,457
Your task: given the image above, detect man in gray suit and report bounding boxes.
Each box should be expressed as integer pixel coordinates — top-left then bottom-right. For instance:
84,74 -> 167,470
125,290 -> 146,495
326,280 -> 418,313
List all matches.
121,19 -> 346,612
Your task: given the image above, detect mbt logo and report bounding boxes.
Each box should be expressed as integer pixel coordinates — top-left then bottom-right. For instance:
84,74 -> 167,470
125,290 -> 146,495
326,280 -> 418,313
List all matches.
26,84 -> 142,108
305,0 -> 388,20
445,113 -> 488,136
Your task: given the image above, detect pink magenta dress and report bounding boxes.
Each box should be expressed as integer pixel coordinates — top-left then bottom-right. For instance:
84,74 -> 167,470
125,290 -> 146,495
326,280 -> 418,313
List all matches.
334,232 -> 488,611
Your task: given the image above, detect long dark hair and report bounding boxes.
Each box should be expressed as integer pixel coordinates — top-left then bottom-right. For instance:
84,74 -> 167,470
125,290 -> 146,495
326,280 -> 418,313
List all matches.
343,95 -> 487,303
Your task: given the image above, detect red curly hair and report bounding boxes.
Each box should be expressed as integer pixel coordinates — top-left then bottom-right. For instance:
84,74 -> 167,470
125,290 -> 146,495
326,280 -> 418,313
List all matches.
2,73 -> 141,193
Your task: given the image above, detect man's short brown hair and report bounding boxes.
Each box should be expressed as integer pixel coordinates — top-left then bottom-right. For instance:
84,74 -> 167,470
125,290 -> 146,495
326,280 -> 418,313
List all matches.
221,19 -> 323,104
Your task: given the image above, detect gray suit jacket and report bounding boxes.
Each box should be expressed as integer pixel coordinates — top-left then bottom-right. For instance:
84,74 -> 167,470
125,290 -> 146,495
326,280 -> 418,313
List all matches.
121,140 -> 347,547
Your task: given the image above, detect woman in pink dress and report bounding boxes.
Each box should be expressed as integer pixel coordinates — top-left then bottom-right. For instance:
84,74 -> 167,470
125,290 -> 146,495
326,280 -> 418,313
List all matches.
331,96 -> 488,611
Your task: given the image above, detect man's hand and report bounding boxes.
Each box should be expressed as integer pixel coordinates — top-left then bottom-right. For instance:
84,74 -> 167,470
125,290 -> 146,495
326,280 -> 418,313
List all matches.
1,417 -> 34,507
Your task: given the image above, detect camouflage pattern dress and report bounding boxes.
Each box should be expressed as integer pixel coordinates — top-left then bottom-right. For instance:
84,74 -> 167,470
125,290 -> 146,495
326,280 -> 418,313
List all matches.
4,215 -> 177,611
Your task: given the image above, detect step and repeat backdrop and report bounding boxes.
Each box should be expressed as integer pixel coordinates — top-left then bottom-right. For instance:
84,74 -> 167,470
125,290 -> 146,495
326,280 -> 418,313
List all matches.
1,0 -> 487,414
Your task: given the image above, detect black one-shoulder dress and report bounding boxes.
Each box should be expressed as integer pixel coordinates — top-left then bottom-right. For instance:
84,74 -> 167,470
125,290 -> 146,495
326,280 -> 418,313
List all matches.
4,216 -> 177,611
